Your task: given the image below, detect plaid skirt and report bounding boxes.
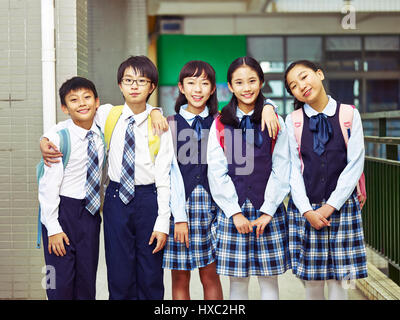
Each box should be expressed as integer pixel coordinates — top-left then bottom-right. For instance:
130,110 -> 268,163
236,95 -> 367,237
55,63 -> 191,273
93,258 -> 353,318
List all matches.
216,199 -> 290,278
163,185 -> 218,270
287,192 -> 368,281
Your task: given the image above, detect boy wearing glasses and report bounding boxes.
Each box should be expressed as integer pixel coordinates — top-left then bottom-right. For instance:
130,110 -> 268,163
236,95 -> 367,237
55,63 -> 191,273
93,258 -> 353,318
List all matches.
40,56 -> 173,300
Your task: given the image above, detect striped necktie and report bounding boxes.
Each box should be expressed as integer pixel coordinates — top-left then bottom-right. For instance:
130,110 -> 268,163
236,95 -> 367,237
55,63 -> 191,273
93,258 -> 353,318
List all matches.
85,130 -> 101,215
119,116 -> 136,204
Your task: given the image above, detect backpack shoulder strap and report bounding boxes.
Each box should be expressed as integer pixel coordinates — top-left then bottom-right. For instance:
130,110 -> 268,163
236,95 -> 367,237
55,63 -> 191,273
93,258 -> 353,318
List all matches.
104,105 -> 124,151
167,115 -> 177,157
338,103 -> 355,146
215,115 -> 225,150
291,108 -> 304,173
147,114 -> 160,163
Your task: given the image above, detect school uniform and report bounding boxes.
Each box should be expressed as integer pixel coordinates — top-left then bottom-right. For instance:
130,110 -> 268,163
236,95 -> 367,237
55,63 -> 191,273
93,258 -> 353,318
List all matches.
38,121 -> 104,300
163,105 -> 218,271
43,103 -> 173,300
207,108 -> 291,278
285,96 -> 368,281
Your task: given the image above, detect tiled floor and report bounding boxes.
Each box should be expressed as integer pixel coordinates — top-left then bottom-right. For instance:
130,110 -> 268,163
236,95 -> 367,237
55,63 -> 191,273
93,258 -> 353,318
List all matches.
95,224 -> 367,300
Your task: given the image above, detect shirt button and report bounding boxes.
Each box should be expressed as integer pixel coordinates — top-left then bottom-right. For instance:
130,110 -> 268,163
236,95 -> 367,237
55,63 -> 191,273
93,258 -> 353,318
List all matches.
321,178 -> 325,183
196,175 -> 201,179
321,163 -> 325,167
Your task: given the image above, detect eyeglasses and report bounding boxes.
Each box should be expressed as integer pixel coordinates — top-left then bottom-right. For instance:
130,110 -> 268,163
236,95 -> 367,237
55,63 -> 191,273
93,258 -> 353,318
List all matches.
121,78 -> 151,86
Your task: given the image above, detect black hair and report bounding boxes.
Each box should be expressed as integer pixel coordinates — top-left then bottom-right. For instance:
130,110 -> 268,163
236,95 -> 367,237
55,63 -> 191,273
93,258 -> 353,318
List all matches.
220,56 -> 265,127
59,76 -> 98,106
174,60 -> 218,116
117,55 -> 158,101
284,60 -> 321,110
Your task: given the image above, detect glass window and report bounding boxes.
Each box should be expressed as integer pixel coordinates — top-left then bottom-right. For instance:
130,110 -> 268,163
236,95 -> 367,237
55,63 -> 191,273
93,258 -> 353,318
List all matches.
365,36 -> 400,51
262,80 -> 283,98
366,80 -> 399,112
325,36 -> 362,71
364,36 -> 400,71
287,37 -> 322,63
159,86 -> 180,116
327,79 -> 360,107
247,37 -> 284,73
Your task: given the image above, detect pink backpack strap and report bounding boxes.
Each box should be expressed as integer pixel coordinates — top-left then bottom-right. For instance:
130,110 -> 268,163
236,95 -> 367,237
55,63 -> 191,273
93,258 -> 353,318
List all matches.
291,108 -> 304,173
338,103 -> 355,145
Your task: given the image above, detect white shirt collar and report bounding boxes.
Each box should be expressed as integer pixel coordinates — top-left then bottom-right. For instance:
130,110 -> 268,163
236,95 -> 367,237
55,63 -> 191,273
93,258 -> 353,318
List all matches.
236,107 -> 254,120
304,95 -> 337,118
68,120 -> 101,141
179,104 -> 209,121
121,102 -> 152,126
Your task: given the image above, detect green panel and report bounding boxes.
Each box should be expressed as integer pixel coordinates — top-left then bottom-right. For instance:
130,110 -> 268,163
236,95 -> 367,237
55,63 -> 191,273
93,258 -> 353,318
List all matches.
157,35 -> 247,86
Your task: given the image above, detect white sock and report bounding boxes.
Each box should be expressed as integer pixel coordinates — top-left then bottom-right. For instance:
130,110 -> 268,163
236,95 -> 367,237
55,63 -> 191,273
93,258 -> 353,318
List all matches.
229,277 -> 250,300
327,280 -> 348,300
304,280 -> 325,300
258,276 -> 279,300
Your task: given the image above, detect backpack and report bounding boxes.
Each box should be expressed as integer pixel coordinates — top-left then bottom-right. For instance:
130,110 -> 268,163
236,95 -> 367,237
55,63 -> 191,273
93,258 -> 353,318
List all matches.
291,103 -> 367,208
104,105 -> 160,162
36,127 -> 106,249
214,114 -> 279,154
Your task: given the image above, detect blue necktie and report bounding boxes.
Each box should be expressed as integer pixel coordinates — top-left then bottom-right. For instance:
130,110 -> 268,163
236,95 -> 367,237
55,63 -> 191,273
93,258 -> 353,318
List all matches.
191,115 -> 203,141
85,130 -> 101,215
309,113 -> 332,156
239,115 -> 263,148
119,116 -> 136,205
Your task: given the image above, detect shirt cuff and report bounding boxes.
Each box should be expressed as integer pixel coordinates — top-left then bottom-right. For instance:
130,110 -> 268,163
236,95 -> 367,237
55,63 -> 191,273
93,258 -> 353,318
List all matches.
259,202 -> 279,217
45,218 -> 63,237
222,203 -> 242,219
153,215 -> 170,234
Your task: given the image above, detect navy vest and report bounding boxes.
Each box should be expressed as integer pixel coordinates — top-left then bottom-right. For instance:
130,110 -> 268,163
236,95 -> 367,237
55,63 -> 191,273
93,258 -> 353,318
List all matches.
301,103 -> 348,203
224,123 -> 272,210
175,113 -> 214,200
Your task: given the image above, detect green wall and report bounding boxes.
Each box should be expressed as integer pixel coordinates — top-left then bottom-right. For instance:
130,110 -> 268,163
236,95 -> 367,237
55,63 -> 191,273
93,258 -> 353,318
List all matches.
157,35 -> 247,86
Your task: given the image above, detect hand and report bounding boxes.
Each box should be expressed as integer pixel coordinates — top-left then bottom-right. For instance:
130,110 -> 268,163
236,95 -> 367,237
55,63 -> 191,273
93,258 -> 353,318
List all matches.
260,104 -> 281,139
149,231 -> 168,254
48,232 -> 70,257
304,210 -> 331,230
150,109 -> 169,136
174,222 -> 189,248
315,204 -> 335,220
40,138 -> 63,167
358,194 -> 366,209
251,214 -> 273,238
232,213 -> 253,234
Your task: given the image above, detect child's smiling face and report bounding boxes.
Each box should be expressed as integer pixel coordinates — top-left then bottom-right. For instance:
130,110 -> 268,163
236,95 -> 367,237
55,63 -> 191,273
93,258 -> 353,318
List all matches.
228,65 -> 263,109
178,70 -> 215,114
61,88 -> 99,129
119,66 -> 155,107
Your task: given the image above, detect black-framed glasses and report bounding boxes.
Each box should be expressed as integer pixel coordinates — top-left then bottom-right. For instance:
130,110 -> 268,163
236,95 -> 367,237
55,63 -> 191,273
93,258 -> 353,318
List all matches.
121,78 -> 151,86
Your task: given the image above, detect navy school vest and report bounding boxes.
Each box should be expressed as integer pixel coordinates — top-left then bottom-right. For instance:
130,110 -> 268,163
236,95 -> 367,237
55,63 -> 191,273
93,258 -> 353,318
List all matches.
175,113 -> 214,200
301,102 -> 348,203
224,123 -> 273,210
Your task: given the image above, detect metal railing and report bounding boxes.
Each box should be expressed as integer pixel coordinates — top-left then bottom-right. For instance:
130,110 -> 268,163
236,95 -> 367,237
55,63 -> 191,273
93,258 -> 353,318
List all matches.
361,110 -> 400,285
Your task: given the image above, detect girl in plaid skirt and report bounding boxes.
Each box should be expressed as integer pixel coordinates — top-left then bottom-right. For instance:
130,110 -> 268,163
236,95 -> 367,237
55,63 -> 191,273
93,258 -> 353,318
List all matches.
284,60 -> 368,300
163,60 -> 280,300
207,57 -> 291,300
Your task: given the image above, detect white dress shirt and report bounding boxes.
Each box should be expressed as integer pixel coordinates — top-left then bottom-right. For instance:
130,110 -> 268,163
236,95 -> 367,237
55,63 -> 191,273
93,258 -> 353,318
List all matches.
285,96 -> 365,214
38,121 -> 104,236
207,107 -> 290,218
43,103 -> 173,234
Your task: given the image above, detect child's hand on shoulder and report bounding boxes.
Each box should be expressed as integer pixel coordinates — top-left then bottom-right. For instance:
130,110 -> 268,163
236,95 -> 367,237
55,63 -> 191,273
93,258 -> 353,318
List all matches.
251,213 -> 273,238
174,222 -> 189,248
40,138 -> 63,167
48,232 -> 70,257
149,231 -> 168,254
261,104 -> 281,139
232,213 -> 253,234
150,109 -> 169,136
304,211 -> 330,230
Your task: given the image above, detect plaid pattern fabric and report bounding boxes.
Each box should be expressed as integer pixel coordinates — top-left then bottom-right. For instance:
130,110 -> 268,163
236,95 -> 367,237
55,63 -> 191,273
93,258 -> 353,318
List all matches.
163,185 -> 218,270
216,199 -> 290,278
287,192 -> 368,281
85,130 -> 101,215
119,117 -> 135,205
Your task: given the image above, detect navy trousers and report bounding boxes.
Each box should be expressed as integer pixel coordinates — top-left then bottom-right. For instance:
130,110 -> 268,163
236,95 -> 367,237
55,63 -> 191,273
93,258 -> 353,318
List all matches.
42,196 -> 101,300
103,181 -> 164,300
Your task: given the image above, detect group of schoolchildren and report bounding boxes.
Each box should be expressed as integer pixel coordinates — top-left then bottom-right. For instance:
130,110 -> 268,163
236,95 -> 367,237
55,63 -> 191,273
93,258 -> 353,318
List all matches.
37,54 -> 368,301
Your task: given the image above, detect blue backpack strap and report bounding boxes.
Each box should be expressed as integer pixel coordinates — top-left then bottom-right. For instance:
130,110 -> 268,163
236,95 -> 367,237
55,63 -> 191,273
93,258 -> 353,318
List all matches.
36,128 -> 71,249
